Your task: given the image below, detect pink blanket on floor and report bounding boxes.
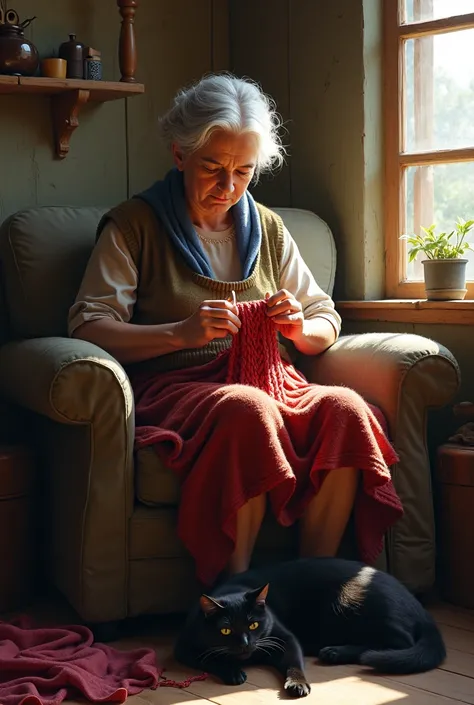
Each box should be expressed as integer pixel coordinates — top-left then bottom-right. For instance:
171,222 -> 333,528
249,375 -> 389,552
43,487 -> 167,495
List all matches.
0,617 -> 206,705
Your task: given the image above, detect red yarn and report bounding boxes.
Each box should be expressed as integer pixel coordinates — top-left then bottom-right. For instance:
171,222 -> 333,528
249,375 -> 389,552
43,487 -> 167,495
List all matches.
131,298 -> 403,587
156,673 -> 208,689
226,300 -> 286,401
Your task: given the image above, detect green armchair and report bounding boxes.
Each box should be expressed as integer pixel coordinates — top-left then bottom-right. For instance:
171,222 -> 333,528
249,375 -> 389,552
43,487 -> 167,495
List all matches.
0,205 -> 460,624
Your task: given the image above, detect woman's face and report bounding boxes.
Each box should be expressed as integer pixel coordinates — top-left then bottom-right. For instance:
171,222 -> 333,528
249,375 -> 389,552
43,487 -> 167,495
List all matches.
172,130 -> 258,222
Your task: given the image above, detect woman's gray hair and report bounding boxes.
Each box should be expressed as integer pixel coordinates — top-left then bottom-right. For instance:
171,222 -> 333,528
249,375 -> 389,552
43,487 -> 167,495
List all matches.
159,73 -> 286,180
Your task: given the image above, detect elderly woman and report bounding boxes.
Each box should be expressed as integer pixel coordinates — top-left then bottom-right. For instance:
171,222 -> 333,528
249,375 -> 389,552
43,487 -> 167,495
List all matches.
69,73 -> 402,587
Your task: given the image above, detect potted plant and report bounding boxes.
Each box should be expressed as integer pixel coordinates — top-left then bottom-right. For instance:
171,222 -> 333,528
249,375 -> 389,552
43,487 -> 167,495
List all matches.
401,218 -> 474,300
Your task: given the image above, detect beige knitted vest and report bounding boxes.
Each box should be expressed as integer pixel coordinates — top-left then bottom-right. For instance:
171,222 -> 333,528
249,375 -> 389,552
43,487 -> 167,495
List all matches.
97,198 -> 286,373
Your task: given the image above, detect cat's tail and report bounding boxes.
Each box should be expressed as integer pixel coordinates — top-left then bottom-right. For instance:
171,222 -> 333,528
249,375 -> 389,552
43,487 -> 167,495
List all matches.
359,615 -> 446,674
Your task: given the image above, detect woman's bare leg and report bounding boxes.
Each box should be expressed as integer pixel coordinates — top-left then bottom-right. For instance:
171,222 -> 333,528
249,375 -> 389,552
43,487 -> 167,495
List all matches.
228,493 -> 267,574
299,467 -> 359,557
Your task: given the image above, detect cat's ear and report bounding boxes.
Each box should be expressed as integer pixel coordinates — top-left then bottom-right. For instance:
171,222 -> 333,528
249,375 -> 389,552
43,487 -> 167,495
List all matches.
247,583 -> 269,606
199,594 -> 224,616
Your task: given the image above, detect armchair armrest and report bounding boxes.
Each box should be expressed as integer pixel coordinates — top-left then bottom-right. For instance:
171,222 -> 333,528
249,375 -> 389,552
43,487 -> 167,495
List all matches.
0,337 -> 133,424
0,337 -> 135,622
298,332 -> 460,593
298,332 -> 460,431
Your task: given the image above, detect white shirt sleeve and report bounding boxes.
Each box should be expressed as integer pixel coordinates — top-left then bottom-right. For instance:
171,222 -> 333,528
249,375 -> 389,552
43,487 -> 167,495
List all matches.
67,221 -> 138,336
279,225 -> 341,337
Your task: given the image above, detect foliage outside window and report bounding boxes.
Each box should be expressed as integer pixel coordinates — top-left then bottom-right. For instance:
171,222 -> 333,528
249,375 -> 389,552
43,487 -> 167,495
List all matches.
384,0 -> 474,297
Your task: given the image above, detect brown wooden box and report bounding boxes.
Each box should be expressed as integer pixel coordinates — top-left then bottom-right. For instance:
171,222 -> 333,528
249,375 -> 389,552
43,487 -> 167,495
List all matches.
437,443 -> 474,609
0,445 -> 37,612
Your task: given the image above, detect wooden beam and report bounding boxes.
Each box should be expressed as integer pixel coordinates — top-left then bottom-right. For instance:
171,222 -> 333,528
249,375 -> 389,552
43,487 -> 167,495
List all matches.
383,0 -> 403,297
399,11 -> 474,38
412,0 -> 434,281
400,146 -> 474,166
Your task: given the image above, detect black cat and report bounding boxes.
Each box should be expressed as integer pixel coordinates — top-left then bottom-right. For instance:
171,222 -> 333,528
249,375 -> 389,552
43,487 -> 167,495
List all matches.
174,557 -> 446,699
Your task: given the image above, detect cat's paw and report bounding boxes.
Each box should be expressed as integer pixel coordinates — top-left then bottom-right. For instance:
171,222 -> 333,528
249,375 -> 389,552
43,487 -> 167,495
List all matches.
220,668 -> 247,686
284,668 -> 311,698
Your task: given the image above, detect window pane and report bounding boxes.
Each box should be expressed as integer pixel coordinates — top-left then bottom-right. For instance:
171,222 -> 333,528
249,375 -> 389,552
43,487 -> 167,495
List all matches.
404,0 -> 474,23
404,28 -> 474,152
404,162 -> 474,281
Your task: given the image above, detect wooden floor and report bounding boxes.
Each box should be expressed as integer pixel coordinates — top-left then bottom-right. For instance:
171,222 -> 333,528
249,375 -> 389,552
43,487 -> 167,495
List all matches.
63,600 -> 474,705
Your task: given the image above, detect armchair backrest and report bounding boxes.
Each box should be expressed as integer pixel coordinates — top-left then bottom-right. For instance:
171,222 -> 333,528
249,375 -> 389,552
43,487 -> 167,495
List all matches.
0,205 -> 336,342
0,206 -> 108,341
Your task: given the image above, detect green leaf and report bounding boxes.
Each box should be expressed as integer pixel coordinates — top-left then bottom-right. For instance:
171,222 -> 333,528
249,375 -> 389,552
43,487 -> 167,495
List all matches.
403,218 -> 474,260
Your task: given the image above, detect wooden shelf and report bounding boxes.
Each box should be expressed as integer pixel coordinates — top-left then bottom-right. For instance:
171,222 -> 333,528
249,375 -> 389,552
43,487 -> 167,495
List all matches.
0,76 -> 145,100
0,76 -> 144,158
0,75 -> 18,89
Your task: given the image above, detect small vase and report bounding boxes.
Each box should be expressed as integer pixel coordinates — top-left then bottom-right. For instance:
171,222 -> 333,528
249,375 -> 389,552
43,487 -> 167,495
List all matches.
0,24 -> 39,76
58,33 -> 84,79
422,258 -> 468,300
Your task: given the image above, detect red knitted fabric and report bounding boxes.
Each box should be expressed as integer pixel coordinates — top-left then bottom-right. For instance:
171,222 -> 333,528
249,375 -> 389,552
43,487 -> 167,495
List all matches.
131,299 -> 403,586
226,300 -> 286,401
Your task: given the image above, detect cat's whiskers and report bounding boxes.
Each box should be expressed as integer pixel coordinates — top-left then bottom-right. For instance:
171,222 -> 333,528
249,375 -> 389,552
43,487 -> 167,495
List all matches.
258,635 -> 285,645
199,646 -> 230,663
263,635 -> 285,646
256,637 -> 286,654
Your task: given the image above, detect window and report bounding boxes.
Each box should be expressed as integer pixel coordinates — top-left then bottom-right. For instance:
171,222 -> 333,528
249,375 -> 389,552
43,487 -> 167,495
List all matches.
384,0 -> 474,298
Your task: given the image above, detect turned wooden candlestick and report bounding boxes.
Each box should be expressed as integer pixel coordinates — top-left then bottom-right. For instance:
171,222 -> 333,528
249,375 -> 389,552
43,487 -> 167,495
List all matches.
117,0 -> 138,83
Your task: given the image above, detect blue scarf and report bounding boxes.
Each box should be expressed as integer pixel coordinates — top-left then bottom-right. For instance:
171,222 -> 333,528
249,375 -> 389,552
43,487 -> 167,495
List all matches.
135,168 -> 261,280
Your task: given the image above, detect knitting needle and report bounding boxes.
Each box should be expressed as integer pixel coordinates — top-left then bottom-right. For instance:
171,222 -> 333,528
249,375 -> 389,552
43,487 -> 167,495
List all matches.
231,290 -> 237,308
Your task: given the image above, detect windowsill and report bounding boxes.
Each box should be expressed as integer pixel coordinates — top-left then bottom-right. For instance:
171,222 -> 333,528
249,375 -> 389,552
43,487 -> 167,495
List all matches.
336,299 -> 474,325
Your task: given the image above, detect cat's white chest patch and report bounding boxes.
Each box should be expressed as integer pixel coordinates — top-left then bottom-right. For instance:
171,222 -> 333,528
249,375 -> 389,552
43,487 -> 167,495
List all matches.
336,566 -> 377,611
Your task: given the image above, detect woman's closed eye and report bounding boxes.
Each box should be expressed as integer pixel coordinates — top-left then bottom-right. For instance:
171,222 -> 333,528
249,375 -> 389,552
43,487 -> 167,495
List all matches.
202,166 -> 251,178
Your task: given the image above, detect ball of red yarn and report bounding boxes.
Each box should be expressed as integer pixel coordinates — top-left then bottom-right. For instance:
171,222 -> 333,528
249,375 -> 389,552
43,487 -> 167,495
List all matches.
226,299 -> 286,402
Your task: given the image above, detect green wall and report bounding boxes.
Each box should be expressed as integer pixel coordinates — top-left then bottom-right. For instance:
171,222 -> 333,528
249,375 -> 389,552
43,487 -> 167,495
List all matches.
229,0 -> 385,301
0,0 -> 228,221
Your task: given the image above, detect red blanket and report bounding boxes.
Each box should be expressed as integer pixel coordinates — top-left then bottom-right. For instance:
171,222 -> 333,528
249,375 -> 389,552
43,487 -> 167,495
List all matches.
0,617 -> 205,705
132,300 -> 403,585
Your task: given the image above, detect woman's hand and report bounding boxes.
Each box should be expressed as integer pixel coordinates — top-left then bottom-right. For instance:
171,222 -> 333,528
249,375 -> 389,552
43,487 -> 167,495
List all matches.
178,297 -> 241,349
265,289 -> 304,340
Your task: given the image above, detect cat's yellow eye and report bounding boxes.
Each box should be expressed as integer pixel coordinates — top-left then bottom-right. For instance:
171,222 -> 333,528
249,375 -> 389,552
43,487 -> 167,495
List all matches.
220,627 -> 232,636
249,622 -> 259,631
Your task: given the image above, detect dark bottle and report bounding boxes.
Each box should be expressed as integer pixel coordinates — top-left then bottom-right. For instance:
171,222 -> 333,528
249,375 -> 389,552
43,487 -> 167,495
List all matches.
58,33 -> 84,79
